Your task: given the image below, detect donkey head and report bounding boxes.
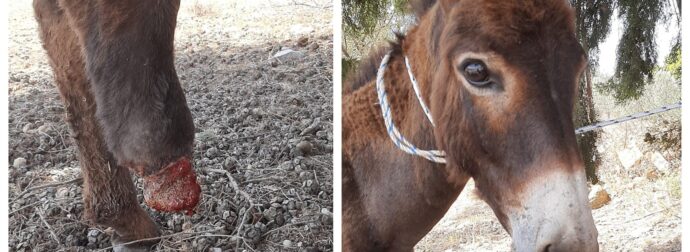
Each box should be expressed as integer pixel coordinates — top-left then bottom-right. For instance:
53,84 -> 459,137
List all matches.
424,0 -> 598,251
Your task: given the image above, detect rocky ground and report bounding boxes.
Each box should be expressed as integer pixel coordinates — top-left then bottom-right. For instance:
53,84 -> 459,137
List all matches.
8,0 -> 333,251
415,74 -> 681,251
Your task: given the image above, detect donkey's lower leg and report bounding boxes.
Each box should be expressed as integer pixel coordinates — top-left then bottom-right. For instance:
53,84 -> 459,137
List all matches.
33,0 -> 159,248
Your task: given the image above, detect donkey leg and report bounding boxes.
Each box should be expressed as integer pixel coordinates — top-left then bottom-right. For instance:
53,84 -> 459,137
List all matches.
33,0 -> 159,249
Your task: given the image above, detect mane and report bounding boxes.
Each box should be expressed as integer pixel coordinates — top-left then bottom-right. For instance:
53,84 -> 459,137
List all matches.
343,35 -> 403,94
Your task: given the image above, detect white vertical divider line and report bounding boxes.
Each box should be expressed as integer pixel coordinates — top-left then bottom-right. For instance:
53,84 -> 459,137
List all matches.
1,1 -> 10,246
332,0 -> 343,250
680,0 -> 689,248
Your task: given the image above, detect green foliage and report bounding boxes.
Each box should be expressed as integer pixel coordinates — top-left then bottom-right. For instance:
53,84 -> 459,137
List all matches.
342,0 -> 414,80
342,0 -> 409,40
342,58 -> 360,80
573,0 -> 613,67
664,39 -> 681,80
343,0 -> 388,39
599,0 -> 667,103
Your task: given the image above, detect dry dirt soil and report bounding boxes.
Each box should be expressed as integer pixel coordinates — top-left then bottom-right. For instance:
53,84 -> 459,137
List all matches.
9,0 -> 333,251
415,75 -> 681,251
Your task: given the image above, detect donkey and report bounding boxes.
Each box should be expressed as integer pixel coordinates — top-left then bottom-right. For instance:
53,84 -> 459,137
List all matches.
342,0 -> 598,251
33,0 -> 199,250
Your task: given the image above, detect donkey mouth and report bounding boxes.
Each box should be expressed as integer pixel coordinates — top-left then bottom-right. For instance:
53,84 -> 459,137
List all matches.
142,157 -> 201,215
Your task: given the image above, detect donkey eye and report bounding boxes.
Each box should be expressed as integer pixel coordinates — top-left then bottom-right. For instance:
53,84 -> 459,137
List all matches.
461,60 -> 491,86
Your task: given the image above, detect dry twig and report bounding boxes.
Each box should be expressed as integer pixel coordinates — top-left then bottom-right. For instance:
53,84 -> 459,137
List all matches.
204,168 -> 259,251
97,228 -> 224,251
35,207 -> 60,245
11,176 -> 83,204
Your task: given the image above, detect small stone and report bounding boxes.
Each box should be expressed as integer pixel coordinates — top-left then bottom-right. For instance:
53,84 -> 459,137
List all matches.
205,147 -> 219,158
273,49 -> 305,62
13,158 -> 27,168
55,188 -> 70,198
223,157 -> 237,169
278,160 -> 293,171
37,124 -> 50,134
182,221 -> 194,232
651,151 -> 670,172
283,239 -> 293,248
270,196 -> 284,204
646,168 -> 659,180
255,222 -> 267,232
304,179 -> 319,194
275,213 -> 286,226
296,141 -> 313,156
617,146 -> 642,169
196,238 -> 209,250
22,123 -> 33,133
244,227 -> 261,244
287,200 -> 297,210
299,171 -> 313,179
263,207 -> 277,221
588,185 -> 611,209
87,229 -> 100,244
300,118 -> 321,136
320,213 -> 333,225
296,37 -> 309,47
196,130 -> 217,142
65,234 -> 80,246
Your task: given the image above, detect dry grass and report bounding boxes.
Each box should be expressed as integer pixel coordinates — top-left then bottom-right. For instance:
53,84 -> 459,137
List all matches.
190,1 -> 219,17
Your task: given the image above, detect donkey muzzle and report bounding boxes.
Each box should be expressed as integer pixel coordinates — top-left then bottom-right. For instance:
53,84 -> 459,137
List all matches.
508,169 -> 598,252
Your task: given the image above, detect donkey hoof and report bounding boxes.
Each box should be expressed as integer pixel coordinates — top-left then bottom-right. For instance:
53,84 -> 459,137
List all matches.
112,244 -> 152,252
110,232 -> 159,252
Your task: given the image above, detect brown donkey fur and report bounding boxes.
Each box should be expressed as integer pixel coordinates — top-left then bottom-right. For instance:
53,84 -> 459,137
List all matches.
33,0 -> 194,249
343,0 -> 592,251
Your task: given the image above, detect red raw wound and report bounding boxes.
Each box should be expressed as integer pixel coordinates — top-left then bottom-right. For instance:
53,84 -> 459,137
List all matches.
143,157 -> 201,215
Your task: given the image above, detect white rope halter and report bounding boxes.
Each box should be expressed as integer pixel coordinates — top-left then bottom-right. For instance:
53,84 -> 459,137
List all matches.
375,52 -> 447,163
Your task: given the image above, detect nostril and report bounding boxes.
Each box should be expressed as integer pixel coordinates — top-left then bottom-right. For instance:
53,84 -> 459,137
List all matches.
541,244 -> 552,252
